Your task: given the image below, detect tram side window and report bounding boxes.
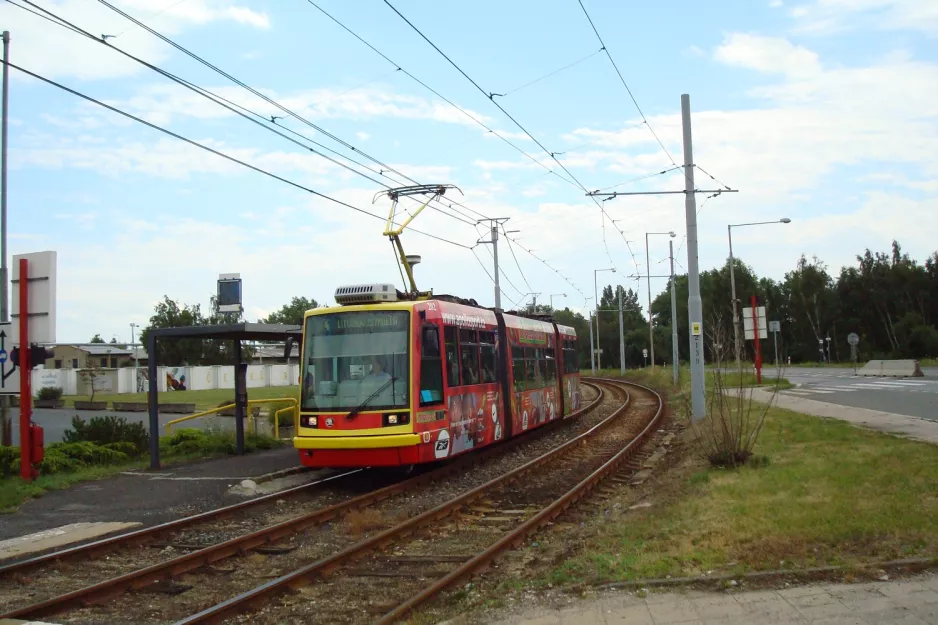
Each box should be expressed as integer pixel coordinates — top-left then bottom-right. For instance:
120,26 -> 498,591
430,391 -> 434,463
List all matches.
444,326 -> 459,388
512,346 -> 526,392
563,339 -> 578,374
419,324 -> 444,406
479,331 -> 497,383
524,348 -> 538,390
459,329 -> 481,386
545,351 -> 556,381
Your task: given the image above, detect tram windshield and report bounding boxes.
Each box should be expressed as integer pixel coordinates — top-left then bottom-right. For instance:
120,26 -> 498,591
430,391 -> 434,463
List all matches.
301,310 -> 410,412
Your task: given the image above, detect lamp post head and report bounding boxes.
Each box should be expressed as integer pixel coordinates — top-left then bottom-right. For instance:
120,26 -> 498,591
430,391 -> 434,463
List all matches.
611,268 -> 616,273
780,218 -> 792,223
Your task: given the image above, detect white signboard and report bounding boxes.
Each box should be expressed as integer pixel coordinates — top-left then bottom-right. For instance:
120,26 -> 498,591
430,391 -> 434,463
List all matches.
0,322 -> 19,395
769,320 -> 781,333
742,306 -> 768,340
11,250 -> 57,345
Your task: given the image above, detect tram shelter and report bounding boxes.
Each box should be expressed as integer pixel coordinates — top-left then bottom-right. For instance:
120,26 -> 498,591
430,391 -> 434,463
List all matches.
146,323 -> 302,469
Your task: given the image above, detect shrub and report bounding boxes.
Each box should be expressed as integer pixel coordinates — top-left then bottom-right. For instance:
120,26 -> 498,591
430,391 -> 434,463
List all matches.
64,415 -> 149,456
37,386 -> 64,401
0,446 -> 20,477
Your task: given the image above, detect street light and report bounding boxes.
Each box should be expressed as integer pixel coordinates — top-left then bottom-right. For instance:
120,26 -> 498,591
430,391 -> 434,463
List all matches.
549,293 -> 566,310
593,268 -> 615,373
645,231 -> 676,368
129,322 -> 139,370
728,218 -> 791,368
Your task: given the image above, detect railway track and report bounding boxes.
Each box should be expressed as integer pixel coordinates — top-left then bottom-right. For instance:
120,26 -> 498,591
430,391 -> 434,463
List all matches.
0,383 -> 611,623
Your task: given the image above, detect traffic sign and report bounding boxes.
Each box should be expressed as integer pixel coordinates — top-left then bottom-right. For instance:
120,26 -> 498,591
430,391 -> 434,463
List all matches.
742,306 -> 768,340
0,322 -> 20,395
847,332 -> 860,346
642,348 -> 648,357
769,320 -> 781,333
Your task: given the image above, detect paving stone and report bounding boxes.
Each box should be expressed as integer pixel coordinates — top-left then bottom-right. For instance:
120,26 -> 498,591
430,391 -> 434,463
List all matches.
691,596 -> 746,619
733,590 -> 785,604
602,604 -> 654,625
846,596 -> 900,614
558,606 -> 606,624
778,585 -> 833,598
645,598 -> 699,623
876,582 -> 929,598
514,614 -> 561,625
786,592 -> 842,608
796,601 -> 855,620
809,616 -> 868,625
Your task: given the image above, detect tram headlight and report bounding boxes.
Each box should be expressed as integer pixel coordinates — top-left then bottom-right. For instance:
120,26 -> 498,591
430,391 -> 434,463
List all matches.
301,415 -> 318,428
383,413 -> 410,427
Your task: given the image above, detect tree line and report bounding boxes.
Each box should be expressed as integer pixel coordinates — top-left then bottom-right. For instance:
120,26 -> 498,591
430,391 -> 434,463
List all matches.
128,240 -> 936,368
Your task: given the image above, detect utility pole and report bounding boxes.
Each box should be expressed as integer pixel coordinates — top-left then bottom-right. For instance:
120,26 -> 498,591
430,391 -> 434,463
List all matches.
669,239 -> 679,386
682,94 -> 706,420
589,310 -> 596,374
728,225 -> 740,370
476,217 -> 512,310
586,94 -> 739,420
618,286 -> 625,375
1,31 -> 11,446
646,231 -> 675,370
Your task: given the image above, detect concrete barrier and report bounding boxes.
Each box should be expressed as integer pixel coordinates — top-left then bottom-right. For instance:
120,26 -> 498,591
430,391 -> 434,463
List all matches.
857,359 -> 925,378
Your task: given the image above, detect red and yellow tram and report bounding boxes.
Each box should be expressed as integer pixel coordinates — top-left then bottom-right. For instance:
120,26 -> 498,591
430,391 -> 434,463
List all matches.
294,284 -> 581,468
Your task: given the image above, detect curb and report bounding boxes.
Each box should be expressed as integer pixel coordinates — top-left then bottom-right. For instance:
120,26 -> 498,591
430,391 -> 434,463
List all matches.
250,465 -> 312,485
594,557 -> 938,591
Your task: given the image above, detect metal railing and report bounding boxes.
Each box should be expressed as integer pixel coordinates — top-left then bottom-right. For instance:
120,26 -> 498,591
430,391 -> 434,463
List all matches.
165,397 -> 298,438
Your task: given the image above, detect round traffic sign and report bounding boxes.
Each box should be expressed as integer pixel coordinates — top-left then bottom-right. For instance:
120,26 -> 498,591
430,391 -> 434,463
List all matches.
642,348 -> 648,357
847,333 -> 860,346
0,349 -> 7,364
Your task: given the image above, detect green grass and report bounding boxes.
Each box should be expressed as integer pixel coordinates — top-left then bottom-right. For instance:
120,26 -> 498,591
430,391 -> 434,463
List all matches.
66,386 -> 300,412
0,430 -> 285,512
549,406 -> 938,585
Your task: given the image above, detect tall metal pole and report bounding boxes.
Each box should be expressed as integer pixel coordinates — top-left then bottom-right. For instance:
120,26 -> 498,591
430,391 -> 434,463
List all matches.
618,286 -> 625,375
593,271 -> 599,372
491,223 -> 501,309
682,94 -> 705,420
669,239 -> 679,386
1,31 -> 11,447
645,233 -> 654,368
728,225 -> 740,370
588,310 -> 596,374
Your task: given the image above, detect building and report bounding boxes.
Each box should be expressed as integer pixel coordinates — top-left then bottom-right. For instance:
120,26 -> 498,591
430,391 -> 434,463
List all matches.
45,344 -> 136,369
249,342 -> 299,364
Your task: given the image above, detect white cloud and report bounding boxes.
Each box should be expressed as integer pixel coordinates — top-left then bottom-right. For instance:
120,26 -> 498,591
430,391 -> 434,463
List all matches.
356,131 -> 370,141
0,0 -> 270,81
790,0 -> 938,35
714,33 -> 822,77
770,0 -> 784,7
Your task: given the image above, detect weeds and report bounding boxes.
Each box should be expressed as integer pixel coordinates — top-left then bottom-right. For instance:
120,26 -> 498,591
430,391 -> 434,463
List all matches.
345,508 -> 387,536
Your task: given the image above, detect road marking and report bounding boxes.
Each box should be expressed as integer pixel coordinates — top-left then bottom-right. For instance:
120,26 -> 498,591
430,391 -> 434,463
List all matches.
811,386 -> 857,392
0,522 -> 141,561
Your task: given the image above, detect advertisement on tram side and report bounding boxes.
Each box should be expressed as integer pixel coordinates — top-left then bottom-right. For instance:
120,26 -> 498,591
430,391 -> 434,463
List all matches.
414,388 -> 502,462
510,386 -> 560,433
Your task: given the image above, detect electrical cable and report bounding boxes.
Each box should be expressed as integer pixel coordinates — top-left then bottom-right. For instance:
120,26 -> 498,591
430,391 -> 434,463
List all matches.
91,0 -> 491,226
11,0 -> 481,228
498,48 -> 603,97
501,223 -> 534,294
382,0 -> 642,278
5,60 -> 473,251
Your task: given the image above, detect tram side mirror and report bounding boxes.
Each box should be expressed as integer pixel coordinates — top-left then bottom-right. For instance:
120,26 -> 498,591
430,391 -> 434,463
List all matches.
284,337 -> 295,360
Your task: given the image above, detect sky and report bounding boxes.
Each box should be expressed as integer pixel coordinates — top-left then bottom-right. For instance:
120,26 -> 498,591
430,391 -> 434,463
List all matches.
1,0 -> 936,343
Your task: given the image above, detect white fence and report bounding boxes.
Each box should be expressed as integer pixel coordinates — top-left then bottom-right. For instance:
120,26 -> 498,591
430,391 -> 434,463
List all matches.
30,365 -> 300,397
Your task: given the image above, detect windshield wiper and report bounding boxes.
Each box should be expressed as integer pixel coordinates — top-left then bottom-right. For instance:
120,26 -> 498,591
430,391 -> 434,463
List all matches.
345,377 -> 397,421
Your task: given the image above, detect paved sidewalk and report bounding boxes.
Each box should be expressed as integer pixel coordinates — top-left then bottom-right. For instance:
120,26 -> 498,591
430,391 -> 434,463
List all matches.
727,387 -> 938,445
492,575 -> 938,624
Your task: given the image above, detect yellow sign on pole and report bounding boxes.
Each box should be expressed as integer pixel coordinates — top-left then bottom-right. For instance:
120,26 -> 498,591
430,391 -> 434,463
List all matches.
691,322 -> 702,336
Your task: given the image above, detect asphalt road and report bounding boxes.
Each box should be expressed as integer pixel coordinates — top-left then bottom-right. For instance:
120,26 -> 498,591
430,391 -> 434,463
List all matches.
772,366 -> 938,420
5,408 -> 237,445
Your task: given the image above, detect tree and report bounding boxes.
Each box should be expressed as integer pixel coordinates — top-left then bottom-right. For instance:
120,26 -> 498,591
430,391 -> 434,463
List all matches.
139,295 -> 248,366
262,297 -> 319,326
90,334 -> 105,344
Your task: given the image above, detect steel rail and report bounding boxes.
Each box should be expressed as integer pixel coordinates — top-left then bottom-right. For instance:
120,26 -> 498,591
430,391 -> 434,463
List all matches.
0,469 -> 363,577
173,380 -> 629,625
377,379 -> 664,623
1,383 -> 605,622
